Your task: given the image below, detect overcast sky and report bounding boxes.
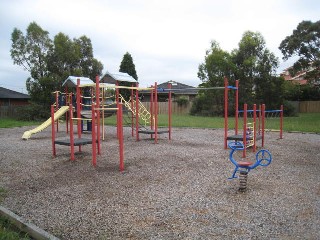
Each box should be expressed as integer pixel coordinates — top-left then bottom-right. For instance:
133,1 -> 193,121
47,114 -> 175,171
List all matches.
0,0 -> 319,93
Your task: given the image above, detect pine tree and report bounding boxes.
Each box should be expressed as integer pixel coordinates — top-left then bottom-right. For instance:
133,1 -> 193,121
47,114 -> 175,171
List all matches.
119,52 -> 138,99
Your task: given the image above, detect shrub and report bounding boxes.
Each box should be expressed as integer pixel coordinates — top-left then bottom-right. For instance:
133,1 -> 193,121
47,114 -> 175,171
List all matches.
174,96 -> 189,107
283,101 -> 298,117
16,103 -> 51,121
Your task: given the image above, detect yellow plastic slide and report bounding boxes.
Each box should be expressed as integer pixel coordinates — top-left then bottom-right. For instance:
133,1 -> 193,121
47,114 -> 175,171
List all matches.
22,106 -> 69,140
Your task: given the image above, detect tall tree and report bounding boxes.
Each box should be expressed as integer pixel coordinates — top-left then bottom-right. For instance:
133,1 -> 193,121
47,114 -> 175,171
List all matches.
195,31 -> 281,116
119,52 -> 138,99
119,52 -> 138,80
279,20 -> 320,83
11,22 -> 52,80
11,22 -> 103,111
232,31 -> 279,106
195,41 -> 235,115
74,36 -> 103,80
48,32 -> 80,79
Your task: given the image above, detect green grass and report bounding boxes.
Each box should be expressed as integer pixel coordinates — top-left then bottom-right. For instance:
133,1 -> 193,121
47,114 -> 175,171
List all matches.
0,118 -> 40,128
282,113 -> 320,132
112,113 -> 320,133
1,113 -> 319,133
0,187 -> 31,240
0,215 -> 31,240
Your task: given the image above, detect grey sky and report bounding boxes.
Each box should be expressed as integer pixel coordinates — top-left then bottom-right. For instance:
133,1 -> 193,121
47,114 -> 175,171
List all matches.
0,0 -> 319,93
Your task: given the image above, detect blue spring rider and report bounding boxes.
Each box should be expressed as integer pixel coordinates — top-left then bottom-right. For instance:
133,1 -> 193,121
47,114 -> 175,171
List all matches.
228,141 -> 272,191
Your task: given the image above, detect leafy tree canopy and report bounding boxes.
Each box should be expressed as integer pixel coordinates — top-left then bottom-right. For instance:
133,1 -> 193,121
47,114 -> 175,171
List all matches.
194,31 -> 282,116
11,21 -> 103,110
279,20 -> 320,82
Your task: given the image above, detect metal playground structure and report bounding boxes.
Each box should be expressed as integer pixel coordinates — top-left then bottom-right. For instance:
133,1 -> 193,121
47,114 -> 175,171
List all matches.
224,77 -> 283,157
228,141 -> 272,191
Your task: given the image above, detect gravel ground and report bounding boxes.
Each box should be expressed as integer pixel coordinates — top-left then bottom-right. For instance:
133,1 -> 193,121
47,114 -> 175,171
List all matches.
0,125 -> 319,239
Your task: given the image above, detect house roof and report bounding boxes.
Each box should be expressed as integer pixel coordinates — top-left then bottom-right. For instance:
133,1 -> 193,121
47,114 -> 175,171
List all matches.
62,76 -> 94,88
100,71 -> 137,84
0,87 -> 30,99
157,81 -> 198,95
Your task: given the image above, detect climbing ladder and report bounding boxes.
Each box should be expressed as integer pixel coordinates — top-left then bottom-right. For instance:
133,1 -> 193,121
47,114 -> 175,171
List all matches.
118,94 -> 152,127
246,122 -> 255,148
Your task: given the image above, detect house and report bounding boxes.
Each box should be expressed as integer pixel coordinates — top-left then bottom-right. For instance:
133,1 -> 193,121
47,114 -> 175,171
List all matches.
280,63 -> 320,85
0,87 -> 30,106
280,68 -> 308,85
100,71 -> 137,85
62,76 -> 94,88
140,81 -> 198,102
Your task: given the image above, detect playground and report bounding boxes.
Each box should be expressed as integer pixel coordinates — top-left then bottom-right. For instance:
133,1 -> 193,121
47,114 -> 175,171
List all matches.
0,125 -> 319,239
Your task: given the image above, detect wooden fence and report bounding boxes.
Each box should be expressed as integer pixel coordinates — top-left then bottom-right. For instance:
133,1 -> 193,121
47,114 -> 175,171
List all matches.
0,106 -> 20,118
288,101 -> 320,113
299,101 -> 320,113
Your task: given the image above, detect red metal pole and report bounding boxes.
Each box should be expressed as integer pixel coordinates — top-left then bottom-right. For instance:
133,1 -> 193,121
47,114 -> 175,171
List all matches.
119,103 -> 124,171
70,104 -> 75,161
76,79 -> 81,152
135,82 -> 139,141
150,85 -> 154,131
235,80 -> 239,135
224,77 -> 228,149
258,105 -> 261,135
51,105 -> 56,157
253,104 -> 257,152
95,75 -> 101,155
92,102 -> 97,166
168,82 -> 172,140
116,81 -> 120,139
262,104 -> 265,147
242,104 -> 247,158
131,83 -> 134,137
154,82 -> 158,144
65,86 -> 69,134
280,105 -> 283,139
55,91 -> 59,132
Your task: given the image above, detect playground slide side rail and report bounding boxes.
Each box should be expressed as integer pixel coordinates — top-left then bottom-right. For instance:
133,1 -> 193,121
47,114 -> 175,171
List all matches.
22,106 -> 69,140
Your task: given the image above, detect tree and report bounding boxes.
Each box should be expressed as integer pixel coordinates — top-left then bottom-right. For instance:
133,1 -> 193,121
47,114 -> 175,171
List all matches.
74,36 -> 103,80
195,31 -> 282,116
232,31 -> 279,106
279,20 -> 320,83
195,41 -> 235,116
119,52 -> 138,99
11,22 -> 103,112
48,34 -> 103,80
11,22 -> 52,80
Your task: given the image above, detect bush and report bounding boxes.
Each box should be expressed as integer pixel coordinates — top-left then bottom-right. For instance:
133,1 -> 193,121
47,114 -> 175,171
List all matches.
174,96 -> 189,107
283,101 -> 298,117
190,94 -> 223,116
16,103 -> 51,121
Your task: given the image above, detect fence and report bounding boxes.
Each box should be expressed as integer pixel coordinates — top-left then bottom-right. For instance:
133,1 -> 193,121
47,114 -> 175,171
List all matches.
0,106 -> 20,118
289,101 -> 320,113
141,102 -> 192,115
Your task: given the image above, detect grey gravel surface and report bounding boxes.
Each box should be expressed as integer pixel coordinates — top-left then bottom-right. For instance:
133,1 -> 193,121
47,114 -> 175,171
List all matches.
0,125 -> 319,239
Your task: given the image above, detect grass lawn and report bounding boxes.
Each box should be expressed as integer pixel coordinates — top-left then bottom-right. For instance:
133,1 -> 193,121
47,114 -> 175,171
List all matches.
1,113 -> 319,133
0,118 -> 40,128
0,188 -> 31,240
104,112 -> 320,133
0,215 -> 31,240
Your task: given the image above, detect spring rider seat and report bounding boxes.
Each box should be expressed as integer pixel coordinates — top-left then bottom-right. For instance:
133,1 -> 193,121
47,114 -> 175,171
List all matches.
228,141 -> 272,191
